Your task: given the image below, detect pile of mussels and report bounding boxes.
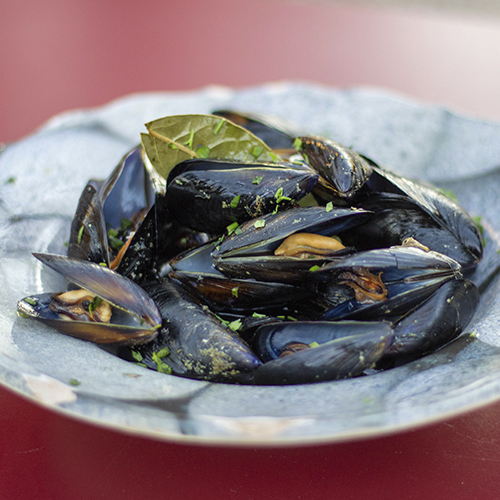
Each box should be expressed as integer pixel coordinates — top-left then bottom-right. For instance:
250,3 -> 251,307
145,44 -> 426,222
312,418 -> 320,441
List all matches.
17,111 -> 483,385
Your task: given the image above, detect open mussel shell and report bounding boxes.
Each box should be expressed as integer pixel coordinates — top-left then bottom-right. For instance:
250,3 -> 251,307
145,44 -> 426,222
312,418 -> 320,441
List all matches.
129,279 -> 262,383
252,321 -> 393,385
379,278 -> 479,364
358,165 -> 483,268
68,145 -> 157,269
318,244 -> 462,321
254,320 -> 392,361
32,253 -> 162,328
214,206 -> 370,257
67,181 -> 110,264
165,159 -> 318,234
212,110 -> 299,149
296,136 -> 373,204
112,201 -> 160,283
101,145 -> 156,229
17,293 -> 159,346
213,206 -> 371,283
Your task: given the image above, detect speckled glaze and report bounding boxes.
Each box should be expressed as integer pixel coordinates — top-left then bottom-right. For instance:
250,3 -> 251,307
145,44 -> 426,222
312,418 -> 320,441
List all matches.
2,83 -> 500,445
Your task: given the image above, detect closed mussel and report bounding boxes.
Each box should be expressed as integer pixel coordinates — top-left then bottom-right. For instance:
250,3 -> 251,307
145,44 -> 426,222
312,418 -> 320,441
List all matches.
296,136 -> 373,204
165,158 -> 318,234
125,279 -> 263,382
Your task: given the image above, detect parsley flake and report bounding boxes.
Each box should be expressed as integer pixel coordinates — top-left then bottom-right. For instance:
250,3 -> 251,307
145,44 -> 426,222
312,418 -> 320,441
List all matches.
226,221 -> 239,235
228,318 -> 242,332
230,195 -> 240,208
252,312 -> 267,319
131,350 -> 143,362
197,145 -> 211,158
251,146 -> 263,159
77,225 -> 85,244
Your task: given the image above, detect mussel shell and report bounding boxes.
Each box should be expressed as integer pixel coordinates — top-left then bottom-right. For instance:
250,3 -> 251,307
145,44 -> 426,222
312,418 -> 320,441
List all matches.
254,320 -> 393,361
17,293 -> 159,346
170,241 -> 314,312
135,279 -> 262,382
113,201 -> 159,283
297,136 -> 373,203
380,278 -> 479,362
214,206 -> 371,258
252,322 -> 393,385
171,271 -> 314,313
165,159 -> 318,234
33,253 -> 162,328
212,206 -> 370,283
67,181 -> 109,264
318,245 -> 462,321
344,191 -> 482,270
67,145 -> 156,267
101,146 -> 155,229
359,166 -> 483,267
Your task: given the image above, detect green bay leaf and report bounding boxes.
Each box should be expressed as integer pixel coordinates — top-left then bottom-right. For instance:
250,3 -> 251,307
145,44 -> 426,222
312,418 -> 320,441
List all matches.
142,114 -> 279,180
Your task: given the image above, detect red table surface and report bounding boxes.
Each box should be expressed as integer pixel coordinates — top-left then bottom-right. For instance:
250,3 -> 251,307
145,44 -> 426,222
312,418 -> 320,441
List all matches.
2,1 -> 500,498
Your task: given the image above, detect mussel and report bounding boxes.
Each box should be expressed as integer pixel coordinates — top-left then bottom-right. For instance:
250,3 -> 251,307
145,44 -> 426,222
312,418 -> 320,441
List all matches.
17,111 -> 484,386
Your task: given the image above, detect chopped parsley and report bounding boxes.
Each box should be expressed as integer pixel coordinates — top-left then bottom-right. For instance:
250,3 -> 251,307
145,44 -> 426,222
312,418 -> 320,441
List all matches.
230,195 -> 240,208
274,187 -> 291,205
196,145 -> 211,158
226,221 -> 239,235
87,296 -> 102,319
152,351 -> 172,374
77,225 -> 85,244
228,318 -> 242,332
251,146 -> 263,159
252,175 -> 264,185
131,350 -> 143,362
252,312 -> 267,319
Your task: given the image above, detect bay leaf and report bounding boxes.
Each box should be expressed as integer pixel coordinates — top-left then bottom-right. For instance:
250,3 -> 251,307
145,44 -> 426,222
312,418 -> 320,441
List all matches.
141,114 -> 280,180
